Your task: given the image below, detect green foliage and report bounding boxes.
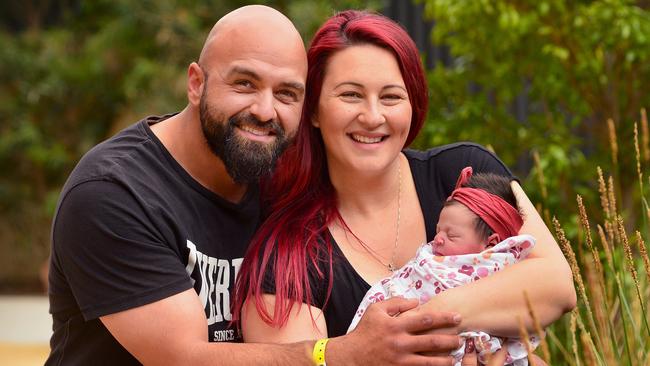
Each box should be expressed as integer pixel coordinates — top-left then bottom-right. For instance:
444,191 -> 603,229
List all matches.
0,0 -> 380,291
415,1 -> 650,362
416,0 -> 650,232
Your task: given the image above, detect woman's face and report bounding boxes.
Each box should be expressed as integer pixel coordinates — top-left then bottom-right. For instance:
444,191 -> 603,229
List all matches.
314,44 -> 412,176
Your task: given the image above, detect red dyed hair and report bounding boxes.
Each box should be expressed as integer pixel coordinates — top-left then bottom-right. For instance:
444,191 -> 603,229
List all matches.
233,10 -> 428,327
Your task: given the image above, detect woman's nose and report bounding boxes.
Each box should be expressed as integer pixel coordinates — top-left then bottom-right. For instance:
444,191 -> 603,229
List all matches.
358,101 -> 385,128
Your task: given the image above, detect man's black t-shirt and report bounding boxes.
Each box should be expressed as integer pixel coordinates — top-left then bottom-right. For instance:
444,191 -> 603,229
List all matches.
262,143 -> 514,337
47,115 -> 259,365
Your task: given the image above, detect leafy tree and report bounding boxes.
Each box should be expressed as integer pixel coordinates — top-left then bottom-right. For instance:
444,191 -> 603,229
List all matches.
416,0 -> 650,232
0,0 -> 379,291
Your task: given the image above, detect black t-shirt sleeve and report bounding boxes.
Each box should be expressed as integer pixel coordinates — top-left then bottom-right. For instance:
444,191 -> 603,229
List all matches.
435,143 -> 515,194
51,180 -> 193,321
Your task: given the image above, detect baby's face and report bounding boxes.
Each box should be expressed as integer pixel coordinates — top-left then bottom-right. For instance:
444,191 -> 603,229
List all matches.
433,203 -> 487,256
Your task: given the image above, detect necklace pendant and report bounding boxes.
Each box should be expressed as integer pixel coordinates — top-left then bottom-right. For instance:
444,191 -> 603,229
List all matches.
388,263 -> 395,272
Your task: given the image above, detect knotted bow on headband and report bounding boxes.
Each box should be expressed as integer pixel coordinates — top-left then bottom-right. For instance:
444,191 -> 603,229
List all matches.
447,167 -> 523,240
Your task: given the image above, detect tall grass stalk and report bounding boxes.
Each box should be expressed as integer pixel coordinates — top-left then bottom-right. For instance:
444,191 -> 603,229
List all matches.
607,118 -> 618,168
635,122 -> 650,238
637,231 -> 650,286
545,110 -> 649,365
523,291 -> 550,363
642,108 -> 649,162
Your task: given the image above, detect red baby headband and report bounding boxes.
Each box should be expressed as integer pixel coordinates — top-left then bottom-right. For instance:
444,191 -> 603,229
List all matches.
447,167 -> 523,239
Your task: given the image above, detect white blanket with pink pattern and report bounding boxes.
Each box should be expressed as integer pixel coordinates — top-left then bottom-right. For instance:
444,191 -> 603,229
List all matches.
347,234 -> 539,366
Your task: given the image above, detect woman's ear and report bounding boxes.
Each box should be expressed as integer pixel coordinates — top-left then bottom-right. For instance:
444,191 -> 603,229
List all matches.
311,115 -> 320,128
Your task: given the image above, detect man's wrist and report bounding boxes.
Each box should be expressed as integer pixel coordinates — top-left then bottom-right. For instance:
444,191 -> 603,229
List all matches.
300,340 -> 317,366
318,335 -> 354,366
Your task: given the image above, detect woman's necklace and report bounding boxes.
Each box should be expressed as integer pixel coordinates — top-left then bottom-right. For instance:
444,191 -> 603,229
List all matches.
343,159 -> 402,273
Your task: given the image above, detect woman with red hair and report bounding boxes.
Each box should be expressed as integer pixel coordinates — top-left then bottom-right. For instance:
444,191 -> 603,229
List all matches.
235,9 -> 575,360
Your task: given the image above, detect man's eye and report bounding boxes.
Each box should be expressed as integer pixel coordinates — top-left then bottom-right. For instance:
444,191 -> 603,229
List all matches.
276,90 -> 297,102
234,80 -> 253,88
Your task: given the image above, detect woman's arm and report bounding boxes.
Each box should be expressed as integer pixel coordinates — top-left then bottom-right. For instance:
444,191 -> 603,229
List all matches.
420,181 -> 577,336
242,294 -> 327,343
242,295 -> 464,365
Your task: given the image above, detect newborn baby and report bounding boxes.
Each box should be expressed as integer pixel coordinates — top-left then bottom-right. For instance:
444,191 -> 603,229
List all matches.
348,167 -> 539,366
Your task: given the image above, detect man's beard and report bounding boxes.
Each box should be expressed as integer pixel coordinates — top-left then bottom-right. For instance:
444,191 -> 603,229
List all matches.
199,92 -> 291,184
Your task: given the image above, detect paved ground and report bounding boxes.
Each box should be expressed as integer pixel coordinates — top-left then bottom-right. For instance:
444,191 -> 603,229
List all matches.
0,295 -> 51,365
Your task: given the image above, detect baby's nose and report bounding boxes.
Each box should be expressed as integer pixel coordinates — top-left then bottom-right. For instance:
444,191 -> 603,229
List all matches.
433,233 -> 444,245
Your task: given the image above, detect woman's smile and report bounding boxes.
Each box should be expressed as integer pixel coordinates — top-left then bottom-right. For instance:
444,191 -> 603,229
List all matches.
348,133 -> 387,144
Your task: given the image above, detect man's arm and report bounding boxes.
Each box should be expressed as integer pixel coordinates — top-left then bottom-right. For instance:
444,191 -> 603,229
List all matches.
239,293 -> 461,365
101,289 -> 313,365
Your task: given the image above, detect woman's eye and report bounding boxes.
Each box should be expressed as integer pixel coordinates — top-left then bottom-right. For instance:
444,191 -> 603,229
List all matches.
381,93 -> 406,103
383,94 -> 402,99
340,91 -> 362,99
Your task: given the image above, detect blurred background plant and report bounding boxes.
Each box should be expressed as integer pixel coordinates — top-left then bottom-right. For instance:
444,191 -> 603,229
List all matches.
0,0 -> 380,292
413,1 -> 650,363
1,0 -> 649,363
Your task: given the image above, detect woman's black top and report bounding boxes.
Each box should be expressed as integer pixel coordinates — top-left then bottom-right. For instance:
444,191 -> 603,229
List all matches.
261,143 -> 515,336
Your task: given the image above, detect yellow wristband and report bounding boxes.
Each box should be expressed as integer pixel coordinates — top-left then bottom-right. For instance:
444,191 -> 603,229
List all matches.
312,338 -> 329,366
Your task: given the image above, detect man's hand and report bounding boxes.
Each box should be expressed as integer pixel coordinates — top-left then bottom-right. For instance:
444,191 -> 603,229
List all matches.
327,297 -> 461,365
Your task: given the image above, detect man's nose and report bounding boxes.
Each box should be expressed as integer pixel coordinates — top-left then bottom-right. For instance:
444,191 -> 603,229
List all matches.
250,91 -> 276,123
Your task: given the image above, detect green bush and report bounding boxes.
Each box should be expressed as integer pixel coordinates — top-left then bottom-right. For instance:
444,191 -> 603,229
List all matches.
0,0 -> 380,291
416,0 -> 650,363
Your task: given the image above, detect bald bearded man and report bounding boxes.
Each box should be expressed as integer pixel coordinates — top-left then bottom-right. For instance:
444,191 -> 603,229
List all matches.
46,5 -> 461,365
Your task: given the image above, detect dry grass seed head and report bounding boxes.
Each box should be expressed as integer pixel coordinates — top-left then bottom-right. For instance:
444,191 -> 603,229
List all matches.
617,216 -> 640,288
607,118 -> 618,166
635,231 -> 650,293
577,195 -> 602,276
597,167 -> 611,220
642,108 -> 649,162
607,176 -> 619,243
553,217 -> 590,313
597,224 -> 614,268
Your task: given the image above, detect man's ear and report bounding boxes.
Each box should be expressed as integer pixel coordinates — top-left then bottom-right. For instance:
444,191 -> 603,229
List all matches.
187,62 -> 205,107
311,113 -> 320,128
487,233 -> 501,247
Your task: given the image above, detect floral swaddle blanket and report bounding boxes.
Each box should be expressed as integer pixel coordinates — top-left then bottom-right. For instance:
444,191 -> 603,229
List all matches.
347,234 -> 539,366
